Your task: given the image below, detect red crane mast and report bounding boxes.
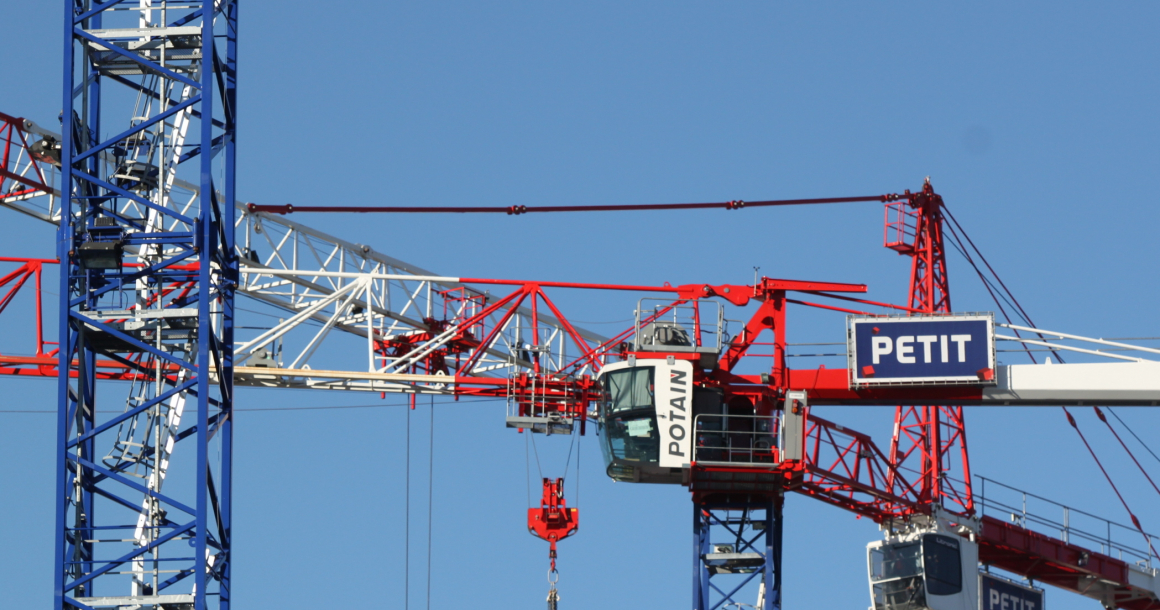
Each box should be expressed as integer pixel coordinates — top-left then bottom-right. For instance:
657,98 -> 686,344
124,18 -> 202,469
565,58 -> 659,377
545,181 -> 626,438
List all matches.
886,180 -> 974,517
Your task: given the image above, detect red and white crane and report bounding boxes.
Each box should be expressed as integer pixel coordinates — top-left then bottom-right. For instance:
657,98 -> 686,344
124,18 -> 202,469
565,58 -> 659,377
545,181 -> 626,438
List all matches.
4,109 -> 1160,610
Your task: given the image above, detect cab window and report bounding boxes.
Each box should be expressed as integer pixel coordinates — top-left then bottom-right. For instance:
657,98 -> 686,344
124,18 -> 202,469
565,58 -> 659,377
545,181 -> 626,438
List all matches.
605,414 -> 660,463
870,543 -> 922,582
922,535 -> 962,595
603,367 -> 654,414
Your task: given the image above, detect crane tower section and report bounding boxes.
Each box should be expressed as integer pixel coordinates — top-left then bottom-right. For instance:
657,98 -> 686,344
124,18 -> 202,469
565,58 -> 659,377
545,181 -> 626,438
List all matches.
54,2 -> 237,609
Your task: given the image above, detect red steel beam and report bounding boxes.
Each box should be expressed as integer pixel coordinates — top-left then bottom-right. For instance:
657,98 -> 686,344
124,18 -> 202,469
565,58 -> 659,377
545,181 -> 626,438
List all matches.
978,515 -> 1160,610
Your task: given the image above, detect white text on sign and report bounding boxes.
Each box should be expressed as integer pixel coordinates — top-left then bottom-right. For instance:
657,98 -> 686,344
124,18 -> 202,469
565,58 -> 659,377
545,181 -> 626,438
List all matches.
871,334 -> 972,364
987,589 -> 1037,610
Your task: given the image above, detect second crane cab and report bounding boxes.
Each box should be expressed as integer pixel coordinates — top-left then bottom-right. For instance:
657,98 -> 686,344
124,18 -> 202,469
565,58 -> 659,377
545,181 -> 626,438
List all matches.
867,532 -> 979,610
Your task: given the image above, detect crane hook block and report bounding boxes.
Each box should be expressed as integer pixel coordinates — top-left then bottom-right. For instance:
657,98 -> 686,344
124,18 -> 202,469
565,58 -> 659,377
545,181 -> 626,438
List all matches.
528,477 -> 579,572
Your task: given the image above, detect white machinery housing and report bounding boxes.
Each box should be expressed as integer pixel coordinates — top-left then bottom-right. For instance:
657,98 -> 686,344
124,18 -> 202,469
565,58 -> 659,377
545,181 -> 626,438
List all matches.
868,524 -> 980,610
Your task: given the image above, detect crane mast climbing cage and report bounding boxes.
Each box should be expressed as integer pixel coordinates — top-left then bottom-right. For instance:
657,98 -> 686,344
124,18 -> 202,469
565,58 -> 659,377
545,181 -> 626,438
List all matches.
2,4 -> 1160,609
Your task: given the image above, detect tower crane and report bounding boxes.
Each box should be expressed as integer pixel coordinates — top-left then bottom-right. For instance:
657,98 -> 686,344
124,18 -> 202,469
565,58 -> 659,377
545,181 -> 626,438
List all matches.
1,3 -> 1160,609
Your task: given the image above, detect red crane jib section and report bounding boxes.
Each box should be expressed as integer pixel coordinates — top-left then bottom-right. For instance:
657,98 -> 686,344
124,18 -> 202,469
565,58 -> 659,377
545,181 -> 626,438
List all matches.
0,258 -> 198,381
0,112 -> 55,201
528,478 -> 579,573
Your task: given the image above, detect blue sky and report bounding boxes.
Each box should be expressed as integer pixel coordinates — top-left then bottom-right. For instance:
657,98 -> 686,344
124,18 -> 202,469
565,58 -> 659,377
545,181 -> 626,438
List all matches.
1,2 -> 1159,608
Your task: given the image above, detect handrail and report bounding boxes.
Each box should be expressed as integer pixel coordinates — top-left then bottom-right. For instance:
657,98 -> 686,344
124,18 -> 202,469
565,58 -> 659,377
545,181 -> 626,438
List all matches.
977,475 -> 1159,570
692,413 -> 779,467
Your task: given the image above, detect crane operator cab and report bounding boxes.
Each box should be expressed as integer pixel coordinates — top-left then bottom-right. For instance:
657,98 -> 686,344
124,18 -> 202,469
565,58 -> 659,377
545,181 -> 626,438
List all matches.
594,298 -> 799,484
867,530 -> 979,610
597,357 -> 697,484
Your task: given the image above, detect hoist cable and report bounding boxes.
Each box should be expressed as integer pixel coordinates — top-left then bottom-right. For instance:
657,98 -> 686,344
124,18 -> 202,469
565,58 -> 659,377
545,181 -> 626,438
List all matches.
1093,407 -> 1160,501
1062,407 -> 1160,561
529,431 -> 544,481
576,430 -> 582,507
524,432 -> 533,508
427,396 -> 434,610
1106,407 -> 1160,467
405,396 -> 411,610
562,428 -> 578,479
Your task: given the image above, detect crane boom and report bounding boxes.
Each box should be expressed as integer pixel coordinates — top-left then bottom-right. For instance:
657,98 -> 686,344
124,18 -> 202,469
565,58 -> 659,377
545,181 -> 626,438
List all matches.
5,103 -> 1159,609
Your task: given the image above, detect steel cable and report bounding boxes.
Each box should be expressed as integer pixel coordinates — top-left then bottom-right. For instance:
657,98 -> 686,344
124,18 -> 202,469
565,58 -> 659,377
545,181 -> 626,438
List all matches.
529,431 -> 544,481
427,396 -> 434,610
1106,407 -> 1160,467
247,194 -> 893,216
525,433 -> 533,509
943,206 -> 1040,328
1062,407 -> 1160,561
405,395 -> 411,610
942,207 -> 1057,364
1093,407 -> 1160,501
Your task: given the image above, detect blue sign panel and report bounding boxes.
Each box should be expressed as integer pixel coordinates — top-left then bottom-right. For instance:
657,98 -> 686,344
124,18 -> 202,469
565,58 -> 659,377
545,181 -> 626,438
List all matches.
848,314 -> 994,386
980,573 -> 1044,610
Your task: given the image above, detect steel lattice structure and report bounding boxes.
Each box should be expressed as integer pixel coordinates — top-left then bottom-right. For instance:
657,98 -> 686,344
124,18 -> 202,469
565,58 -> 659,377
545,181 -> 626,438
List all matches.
55,2 -> 237,608
3,10 -> 1160,607
1,113 -> 610,399
884,182 -> 974,516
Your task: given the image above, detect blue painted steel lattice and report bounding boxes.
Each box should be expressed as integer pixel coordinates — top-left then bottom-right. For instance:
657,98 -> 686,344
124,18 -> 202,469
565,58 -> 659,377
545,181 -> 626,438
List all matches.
56,1 -> 238,608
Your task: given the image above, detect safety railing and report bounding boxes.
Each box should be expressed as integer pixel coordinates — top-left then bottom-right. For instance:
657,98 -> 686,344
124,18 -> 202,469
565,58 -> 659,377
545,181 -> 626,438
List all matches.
977,475 -> 1160,571
883,201 -> 919,254
692,414 -> 779,466
635,298 -> 723,354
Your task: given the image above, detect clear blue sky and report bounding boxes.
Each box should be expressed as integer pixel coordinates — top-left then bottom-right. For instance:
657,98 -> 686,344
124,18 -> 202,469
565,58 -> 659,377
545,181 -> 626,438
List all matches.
1,2 -> 1158,608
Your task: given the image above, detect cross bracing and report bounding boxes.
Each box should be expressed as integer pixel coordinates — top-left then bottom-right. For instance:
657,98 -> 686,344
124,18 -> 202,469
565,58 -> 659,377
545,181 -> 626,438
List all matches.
2,115 -> 611,393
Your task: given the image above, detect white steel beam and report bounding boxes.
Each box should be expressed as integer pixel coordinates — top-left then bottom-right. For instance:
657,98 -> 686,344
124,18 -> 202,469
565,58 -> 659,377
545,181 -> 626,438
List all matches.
983,361 -> 1160,406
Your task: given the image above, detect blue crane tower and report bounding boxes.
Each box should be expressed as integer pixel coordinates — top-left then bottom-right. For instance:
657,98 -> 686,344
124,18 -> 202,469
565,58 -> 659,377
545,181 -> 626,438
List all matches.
56,1 -> 237,608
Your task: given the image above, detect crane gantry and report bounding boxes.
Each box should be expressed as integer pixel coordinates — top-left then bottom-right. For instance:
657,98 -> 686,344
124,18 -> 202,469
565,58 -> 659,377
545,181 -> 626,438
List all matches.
2,3 -> 1160,610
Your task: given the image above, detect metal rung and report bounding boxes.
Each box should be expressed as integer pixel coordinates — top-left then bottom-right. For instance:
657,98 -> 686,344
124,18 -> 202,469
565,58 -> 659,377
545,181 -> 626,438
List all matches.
73,594 -> 194,607
88,308 -> 198,321
702,552 -> 765,574
86,27 -> 203,39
